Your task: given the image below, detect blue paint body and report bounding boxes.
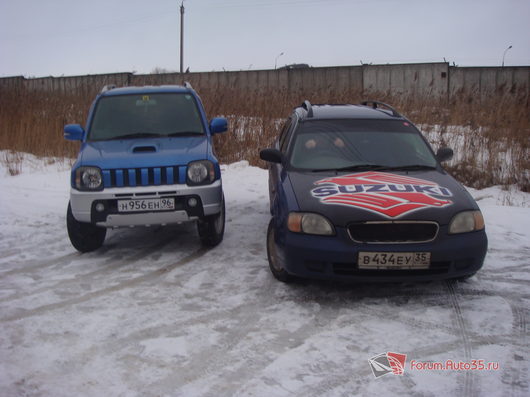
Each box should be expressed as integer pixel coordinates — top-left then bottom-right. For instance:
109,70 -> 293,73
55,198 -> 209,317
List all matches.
65,84 -> 228,230
66,86 -> 226,187
262,103 -> 488,282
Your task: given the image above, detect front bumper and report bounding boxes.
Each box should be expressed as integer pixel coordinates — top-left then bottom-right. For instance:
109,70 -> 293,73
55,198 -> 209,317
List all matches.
277,225 -> 488,282
70,180 -> 222,227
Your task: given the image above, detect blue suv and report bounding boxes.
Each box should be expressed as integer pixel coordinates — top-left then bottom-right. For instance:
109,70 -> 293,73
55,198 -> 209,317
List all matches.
64,84 -> 227,252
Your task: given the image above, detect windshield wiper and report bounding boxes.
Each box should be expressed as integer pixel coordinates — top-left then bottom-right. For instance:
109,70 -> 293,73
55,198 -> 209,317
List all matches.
385,164 -> 437,171
310,163 -> 437,173
104,132 -> 164,140
166,131 -> 204,137
311,164 -> 389,172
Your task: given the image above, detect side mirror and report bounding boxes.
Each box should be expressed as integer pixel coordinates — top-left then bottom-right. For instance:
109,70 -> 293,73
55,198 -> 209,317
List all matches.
64,124 -> 85,141
436,147 -> 453,163
260,148 -> 283,164
210,117 -> 228,135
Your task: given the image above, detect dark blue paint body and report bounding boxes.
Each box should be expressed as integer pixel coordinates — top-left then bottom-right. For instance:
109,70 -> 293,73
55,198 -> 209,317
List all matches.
265,103 -> 488,282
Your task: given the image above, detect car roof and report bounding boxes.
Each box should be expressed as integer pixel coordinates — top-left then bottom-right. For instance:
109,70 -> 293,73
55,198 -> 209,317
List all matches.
294,102 -> 405,121
100,85 -> 192,97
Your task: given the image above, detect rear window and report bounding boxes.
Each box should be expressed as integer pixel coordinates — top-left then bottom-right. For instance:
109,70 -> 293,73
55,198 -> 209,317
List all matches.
289,119 -> 437,170
88,93 -> 205,141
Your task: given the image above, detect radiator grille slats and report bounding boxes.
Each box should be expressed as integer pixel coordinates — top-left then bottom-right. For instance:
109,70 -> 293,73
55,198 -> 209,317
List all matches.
103,166 -> 180,188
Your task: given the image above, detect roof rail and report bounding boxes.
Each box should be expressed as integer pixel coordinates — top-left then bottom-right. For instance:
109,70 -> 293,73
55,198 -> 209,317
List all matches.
301,100 -> 313,118
184,81 -> 193,90
101,84 -> 116,93
360,100 -> 401,117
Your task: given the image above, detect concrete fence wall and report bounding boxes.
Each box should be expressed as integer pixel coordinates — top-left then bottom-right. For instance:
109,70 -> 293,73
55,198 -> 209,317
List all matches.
449,66 -> 530,99
1,63 -> 529,101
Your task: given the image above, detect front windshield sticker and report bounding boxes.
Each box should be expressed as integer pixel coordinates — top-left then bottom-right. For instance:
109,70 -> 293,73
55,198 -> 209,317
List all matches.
311,171 -> 453,218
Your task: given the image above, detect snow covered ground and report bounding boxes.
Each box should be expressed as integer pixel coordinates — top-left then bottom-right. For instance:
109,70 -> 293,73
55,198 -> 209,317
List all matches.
0,153 -> 528,397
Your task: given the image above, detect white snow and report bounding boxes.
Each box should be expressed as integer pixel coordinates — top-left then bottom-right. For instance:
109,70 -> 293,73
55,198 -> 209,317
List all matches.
0,152 -> 529,397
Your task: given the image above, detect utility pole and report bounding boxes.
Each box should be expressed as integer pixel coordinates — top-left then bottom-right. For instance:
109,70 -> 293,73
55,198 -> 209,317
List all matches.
180,1 -> 185,73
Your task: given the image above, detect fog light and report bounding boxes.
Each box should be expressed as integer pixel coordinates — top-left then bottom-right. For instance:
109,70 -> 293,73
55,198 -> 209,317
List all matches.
188,197 -> 198,207
95,203 -> 105,212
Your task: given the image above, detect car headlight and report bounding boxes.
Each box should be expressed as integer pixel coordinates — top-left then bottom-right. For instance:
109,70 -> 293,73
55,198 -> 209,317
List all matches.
75,166 -> 103,191
288,212 -> 335,236
187,160 -> 215,185
449,210 -> 485,234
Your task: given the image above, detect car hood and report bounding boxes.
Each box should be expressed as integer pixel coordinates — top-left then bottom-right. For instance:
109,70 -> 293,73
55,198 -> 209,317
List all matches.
79,137 -> 208,169
288,169 -> 479,226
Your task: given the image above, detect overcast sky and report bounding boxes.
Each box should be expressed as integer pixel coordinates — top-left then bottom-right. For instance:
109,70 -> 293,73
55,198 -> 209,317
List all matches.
1,0 -> 529,78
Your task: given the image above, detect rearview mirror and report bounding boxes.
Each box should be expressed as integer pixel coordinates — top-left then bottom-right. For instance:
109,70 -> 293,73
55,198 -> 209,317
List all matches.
210,117 -> 228,134
436,147 -> 453,162
259,148 -> 283,164
64,124 -> 85,141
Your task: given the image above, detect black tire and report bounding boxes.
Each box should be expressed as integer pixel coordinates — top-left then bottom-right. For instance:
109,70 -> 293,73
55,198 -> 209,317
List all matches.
197,194 -> 225,247
66,202 -> 106,253
266,218 -> 292,282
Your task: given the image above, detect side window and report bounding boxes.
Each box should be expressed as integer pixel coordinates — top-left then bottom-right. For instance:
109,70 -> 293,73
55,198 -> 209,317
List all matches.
279,117 -> 295,153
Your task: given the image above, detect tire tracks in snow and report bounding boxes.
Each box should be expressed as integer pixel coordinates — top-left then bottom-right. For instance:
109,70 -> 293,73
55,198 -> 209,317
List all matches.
0,247 -> 208,323
0,234 -> 177,303
445,280 -> 476,397
479,275 -> 530,287
503,301 -> 528,397
89,275 -> 352,396
0,234 -> 117,278
0,226 -> 172,279
0,244 -> 122,279
486,264 -> 530,274
141,298 -> 354,396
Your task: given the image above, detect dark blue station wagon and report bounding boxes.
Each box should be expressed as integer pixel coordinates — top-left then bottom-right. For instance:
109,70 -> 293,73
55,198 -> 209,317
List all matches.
260,101 -> 487,282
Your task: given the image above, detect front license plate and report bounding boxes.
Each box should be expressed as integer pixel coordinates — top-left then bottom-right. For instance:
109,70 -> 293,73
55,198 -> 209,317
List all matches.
117,198 -> 175,213
358,252 -> 430,269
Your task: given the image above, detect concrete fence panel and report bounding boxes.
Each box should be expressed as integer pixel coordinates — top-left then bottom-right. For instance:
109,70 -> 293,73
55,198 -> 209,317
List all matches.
513,68 -> 530,96
1,63 -> 528,103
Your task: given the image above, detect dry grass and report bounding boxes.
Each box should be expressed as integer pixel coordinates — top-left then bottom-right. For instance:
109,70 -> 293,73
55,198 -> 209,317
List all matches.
2,150 -> 23,176
1,85 -> 528,191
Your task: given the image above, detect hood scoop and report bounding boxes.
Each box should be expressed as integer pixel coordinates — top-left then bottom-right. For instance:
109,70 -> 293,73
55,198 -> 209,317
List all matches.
132,145 -> 157,153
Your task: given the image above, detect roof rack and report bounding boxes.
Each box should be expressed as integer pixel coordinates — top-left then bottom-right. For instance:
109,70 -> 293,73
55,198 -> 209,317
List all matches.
301,100 -> 313,118
101,84 -> 116,93
360,101 -> 401,117
184,81 -> 193,90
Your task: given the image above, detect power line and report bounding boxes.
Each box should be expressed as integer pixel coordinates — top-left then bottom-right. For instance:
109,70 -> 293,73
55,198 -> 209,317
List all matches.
195,0 -> 398,8
5,11 -> 174,41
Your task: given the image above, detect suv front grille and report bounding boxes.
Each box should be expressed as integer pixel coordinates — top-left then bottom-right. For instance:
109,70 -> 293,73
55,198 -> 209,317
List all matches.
347,221 -> 438,243
102,166 -> 181,188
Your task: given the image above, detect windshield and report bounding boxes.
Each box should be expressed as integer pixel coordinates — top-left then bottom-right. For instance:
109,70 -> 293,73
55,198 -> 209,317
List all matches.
289,119 -> 437,171
88,93 -> 205,141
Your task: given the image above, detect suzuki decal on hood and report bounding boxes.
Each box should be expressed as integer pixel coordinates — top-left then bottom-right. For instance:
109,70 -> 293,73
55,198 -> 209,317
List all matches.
311,171 -> 453,218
